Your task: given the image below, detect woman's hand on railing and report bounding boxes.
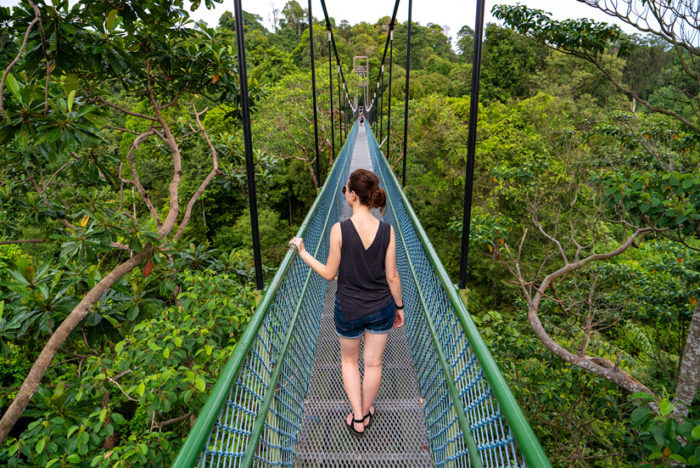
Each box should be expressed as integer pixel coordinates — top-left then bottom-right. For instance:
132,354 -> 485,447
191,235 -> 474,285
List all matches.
288,237 -> 306,254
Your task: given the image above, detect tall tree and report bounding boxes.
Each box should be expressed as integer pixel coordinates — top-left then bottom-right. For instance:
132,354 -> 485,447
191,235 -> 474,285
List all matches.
0,0 -> 242,443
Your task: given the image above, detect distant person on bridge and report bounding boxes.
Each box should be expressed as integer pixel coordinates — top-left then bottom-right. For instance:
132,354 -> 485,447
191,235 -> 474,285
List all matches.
289,168 -> 404,437
359,112 -> 364,127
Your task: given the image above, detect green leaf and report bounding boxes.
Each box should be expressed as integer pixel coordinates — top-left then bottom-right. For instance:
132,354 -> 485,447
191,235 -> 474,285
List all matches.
691,424 -> 700,440
106,9 -> 118,31
630,392 -> 655,402
195,376 -> 206,392
67,90 -> 76,114
36,437 -> 46,454
5,73 -> 22,104
136,382 -> 145,397
66,453 -> 81,463
659,398 -> 673,417
115,341 -> 124,354
46,458 -> 60,468
174,336 -> 183,347
63,74 -> 80,95
67,425 -> 79,439
205,345 -> 213,356
163,347 -> 170,358
112,412 -> 126,425
99,407 -> 107,422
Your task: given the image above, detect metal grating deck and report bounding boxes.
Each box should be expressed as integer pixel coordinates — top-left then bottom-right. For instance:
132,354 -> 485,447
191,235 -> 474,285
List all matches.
294,125 -> 433,467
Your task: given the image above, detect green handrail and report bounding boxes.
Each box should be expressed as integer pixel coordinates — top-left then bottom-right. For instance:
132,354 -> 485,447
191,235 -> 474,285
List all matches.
239,138 -> 352,466
383,167 -> 484,467
172,122 -> 358,468
372,134 -> 551,468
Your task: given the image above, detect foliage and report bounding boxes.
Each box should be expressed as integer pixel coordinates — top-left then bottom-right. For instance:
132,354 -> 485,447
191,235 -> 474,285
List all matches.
1,270 -> 255,467
1,0 -> 698,465
627,393 -> 700,466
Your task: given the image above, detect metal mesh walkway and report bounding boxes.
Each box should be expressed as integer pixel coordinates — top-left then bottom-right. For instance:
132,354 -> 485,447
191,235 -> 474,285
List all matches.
173,121 -> 551,468
293,125 -> 433,466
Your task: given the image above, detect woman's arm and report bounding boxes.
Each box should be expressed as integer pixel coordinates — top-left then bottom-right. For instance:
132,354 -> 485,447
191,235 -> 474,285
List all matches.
385,225 -> 404,327
288,223 -> 342,281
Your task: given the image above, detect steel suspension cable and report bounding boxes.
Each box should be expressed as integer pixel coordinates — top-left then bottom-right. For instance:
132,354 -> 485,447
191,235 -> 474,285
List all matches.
379,68 -> 384,141
234,0 -> 263,290
327,29 -> 335,162
319,0 -> 360,121
401,0 -> 413,187
459,0 -> 486,289
308,0 -> 321,185
387,33 -> 393,160
337,64 -> 343,142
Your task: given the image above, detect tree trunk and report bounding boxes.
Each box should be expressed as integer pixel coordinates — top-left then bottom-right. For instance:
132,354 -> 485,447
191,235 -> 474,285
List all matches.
673,299 -> 700,418
0,248 -> 151,444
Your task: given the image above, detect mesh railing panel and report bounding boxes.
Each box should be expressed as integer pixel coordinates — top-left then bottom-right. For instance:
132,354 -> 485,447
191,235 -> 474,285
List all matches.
197,125 -> 357,467
365,126 -> 523,468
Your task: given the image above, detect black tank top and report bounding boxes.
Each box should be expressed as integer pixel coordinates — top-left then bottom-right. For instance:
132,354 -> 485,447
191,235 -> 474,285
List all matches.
336,219 -> 392,321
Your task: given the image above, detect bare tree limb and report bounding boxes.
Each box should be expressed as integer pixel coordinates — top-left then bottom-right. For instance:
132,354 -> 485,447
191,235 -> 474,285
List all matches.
173,104 -> 220,240
145,59 -> 182,238
0,15 -> 39,121
119,129 -> 163,229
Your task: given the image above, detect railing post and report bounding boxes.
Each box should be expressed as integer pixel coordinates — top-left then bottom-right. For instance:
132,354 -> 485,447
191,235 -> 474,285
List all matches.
401,0 -> 413,187
308,0 -> 321,186
327,29 -> 335,162
459,0 -> 486,289
234,0 -> 263,291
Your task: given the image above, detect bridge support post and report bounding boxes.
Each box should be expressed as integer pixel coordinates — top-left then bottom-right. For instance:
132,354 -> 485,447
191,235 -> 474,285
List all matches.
459,0 -> 486,289
234,0 -> 263,290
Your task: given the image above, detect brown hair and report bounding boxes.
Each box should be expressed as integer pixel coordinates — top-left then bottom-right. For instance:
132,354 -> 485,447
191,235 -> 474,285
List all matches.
347,169 -> 386,213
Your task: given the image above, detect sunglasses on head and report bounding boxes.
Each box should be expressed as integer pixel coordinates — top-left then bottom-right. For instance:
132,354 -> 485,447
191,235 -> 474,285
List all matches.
342,186 -> 347,194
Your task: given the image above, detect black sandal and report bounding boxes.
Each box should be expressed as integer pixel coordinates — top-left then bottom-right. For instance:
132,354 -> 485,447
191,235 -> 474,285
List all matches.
363,406 -> 376,430
346,414 -> 365,437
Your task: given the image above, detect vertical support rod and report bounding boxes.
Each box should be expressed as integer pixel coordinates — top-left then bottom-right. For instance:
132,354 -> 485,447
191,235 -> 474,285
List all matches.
379,66 -> 384,142
328,31 -> 335,162
337,64 -> 343,142
387,31 -> 394,161
458,0 -> 485,289
308,0 -> 321,185
234,0 -> 263,290
401,0 -> 413,188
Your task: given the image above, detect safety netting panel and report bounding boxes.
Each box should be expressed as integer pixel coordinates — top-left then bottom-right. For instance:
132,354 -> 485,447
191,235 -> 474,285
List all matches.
197,125 -> 357,468
366,126 -> 523,468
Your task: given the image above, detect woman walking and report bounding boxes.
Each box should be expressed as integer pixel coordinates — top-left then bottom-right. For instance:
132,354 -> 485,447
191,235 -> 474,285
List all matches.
289,168 -> 404,436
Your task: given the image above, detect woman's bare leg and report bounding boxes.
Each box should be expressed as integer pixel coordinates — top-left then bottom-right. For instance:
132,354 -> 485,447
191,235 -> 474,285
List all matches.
339,336 -> 364,432
361,331 -> 389,424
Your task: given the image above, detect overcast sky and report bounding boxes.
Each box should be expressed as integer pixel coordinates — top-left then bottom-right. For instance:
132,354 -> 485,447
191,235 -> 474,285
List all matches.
0,0 -> 640,42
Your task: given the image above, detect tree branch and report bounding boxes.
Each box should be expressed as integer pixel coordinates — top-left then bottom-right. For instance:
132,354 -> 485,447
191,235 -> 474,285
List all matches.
0,247 -> 153,444
1,16 -> 40,121
173,104 -> 220,240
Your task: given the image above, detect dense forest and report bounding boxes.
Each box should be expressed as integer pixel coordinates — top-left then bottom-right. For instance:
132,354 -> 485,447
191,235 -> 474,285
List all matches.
0,0 -> 698,466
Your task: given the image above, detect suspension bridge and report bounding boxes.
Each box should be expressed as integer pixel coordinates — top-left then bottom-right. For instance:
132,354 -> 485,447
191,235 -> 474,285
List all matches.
172,0 -> 552,466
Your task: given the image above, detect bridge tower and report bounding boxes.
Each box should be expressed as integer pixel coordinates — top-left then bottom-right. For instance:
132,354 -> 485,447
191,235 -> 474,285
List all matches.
353,55 -> 369,111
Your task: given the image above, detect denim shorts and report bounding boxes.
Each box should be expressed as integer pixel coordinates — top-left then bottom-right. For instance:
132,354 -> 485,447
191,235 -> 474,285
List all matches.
334,297 -> 395,339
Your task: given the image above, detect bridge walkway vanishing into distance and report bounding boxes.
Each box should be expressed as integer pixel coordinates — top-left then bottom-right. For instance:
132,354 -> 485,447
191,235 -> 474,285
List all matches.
172,122 -> 551,468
